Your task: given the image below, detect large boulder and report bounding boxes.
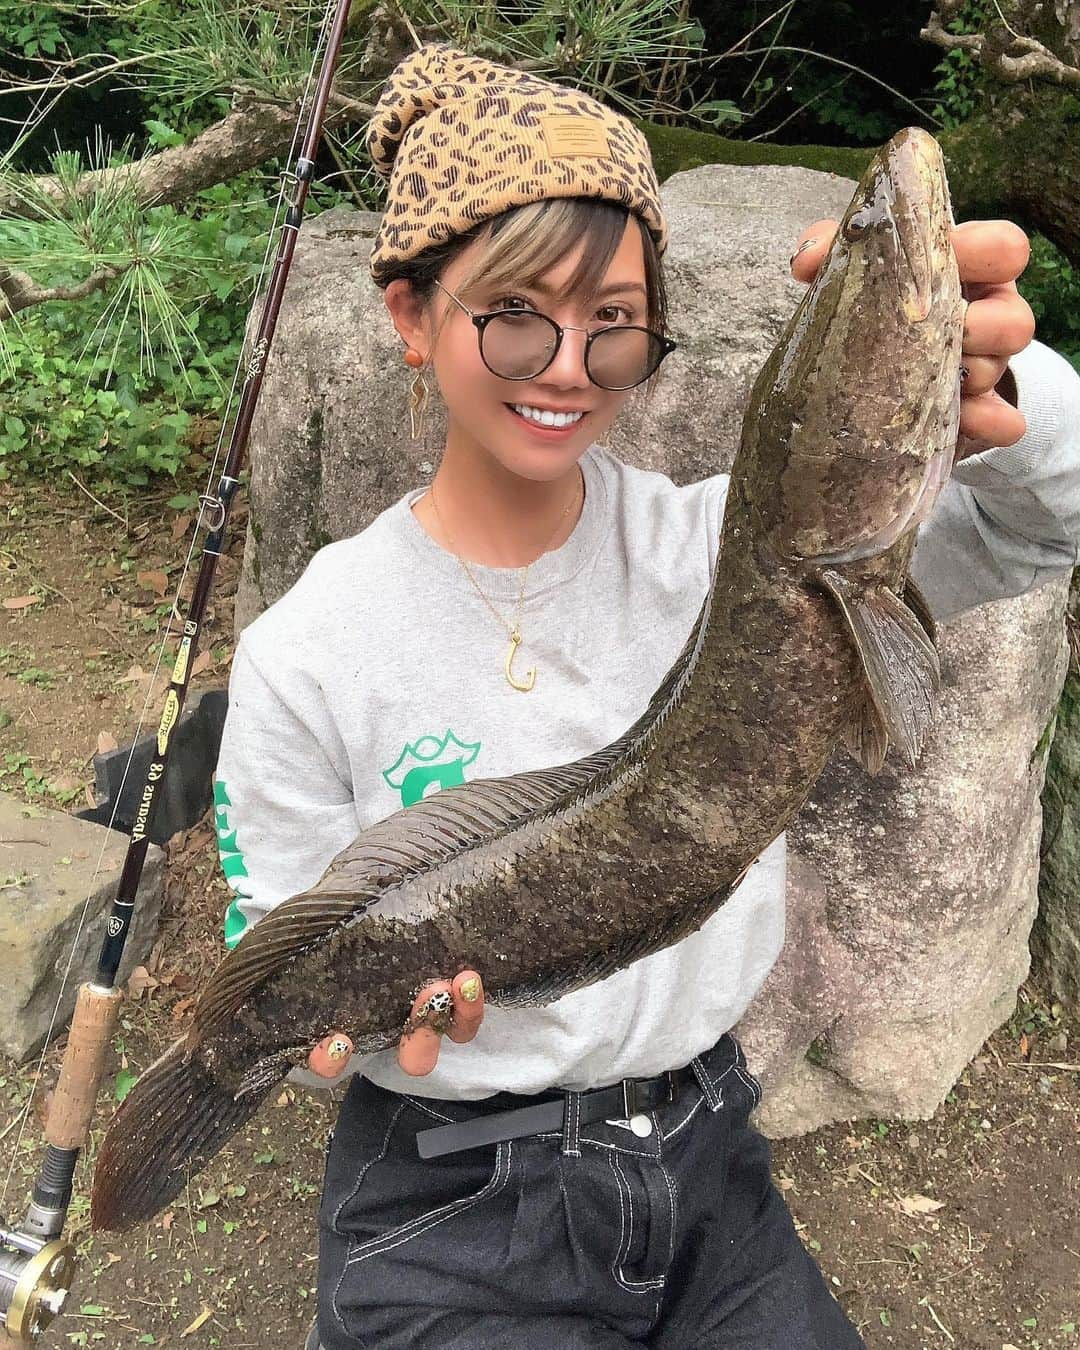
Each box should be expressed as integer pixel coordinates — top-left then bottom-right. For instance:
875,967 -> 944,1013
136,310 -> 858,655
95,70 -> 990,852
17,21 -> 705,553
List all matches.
1031,571 -> 1080,1011
734,576 -> 1068,1134
0,792 -> 163,1063
236,162 -> 1069,1131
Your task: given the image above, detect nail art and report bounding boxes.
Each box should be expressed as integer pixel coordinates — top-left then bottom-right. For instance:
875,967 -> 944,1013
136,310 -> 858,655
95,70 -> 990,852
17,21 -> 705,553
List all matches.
459,977 -> 481,1003
404,989 -> 454,1036
326,1036 -> 351,1061
789,238 -> 818,269
959,364 -> 970,382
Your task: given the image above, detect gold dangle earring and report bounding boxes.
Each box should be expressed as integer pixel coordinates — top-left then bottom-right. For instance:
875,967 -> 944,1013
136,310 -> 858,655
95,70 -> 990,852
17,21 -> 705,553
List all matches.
404,347 -> 429,441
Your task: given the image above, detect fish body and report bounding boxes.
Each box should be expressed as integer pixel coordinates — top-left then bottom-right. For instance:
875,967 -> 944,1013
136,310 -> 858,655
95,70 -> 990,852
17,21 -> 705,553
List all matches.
91,127 -> 964,1230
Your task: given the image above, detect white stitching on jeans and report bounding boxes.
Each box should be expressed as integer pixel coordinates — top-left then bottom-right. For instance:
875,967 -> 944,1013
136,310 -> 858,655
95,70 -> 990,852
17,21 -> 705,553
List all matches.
692,1056 -> 722,1111
607,1152 -> 665,1292
656,1155 -> 678,1277
400,1094 -> 457,1124
331,1102 -> 406,1235
563,1091 -> 581,1158
733,1064 -> 762,1109
344,1140 -> 514,1267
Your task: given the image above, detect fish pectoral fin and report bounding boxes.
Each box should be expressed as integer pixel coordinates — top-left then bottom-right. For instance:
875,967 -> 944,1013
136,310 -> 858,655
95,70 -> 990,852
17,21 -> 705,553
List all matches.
819,569 -> 941,769
903,576 -> 937,644
842,698 -> 891,776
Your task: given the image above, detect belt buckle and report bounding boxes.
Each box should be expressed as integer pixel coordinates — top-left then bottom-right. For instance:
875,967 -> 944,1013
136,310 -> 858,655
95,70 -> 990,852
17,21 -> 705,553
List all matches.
621,1078 -> 642,1120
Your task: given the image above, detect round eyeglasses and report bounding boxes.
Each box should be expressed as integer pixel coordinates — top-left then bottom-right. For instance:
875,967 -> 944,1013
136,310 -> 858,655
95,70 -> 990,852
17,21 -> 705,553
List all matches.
434,280 -> 677,392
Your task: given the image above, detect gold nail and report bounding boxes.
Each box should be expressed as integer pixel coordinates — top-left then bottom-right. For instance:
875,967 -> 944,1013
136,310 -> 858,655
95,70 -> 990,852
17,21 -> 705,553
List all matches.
460,977 -> 481,1003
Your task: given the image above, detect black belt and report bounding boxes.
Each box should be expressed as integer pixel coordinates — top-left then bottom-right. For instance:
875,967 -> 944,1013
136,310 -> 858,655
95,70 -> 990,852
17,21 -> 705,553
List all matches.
415,1067 -> 692,1160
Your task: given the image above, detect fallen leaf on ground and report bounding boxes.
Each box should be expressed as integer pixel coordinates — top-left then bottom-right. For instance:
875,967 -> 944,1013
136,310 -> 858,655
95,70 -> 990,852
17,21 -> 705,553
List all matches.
126,966 -> 159,999
2,595 -> 40,610
190,649 -> 212,678
897,1194 -> 945,1217
137,569 -> 169,598
180,1306 -> 213,1337
97,731 -> 118,754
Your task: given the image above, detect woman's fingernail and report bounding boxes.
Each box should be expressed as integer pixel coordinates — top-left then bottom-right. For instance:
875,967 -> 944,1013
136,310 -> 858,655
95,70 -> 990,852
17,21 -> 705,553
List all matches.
789,237 -> 818,269
405,990 -> 454,1036
459,977 -> 481,1003
326,1036 -> 351,1062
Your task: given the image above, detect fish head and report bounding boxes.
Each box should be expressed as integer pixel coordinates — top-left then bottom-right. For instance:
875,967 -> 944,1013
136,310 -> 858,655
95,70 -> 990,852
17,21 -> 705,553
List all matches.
749,126 -> 965,569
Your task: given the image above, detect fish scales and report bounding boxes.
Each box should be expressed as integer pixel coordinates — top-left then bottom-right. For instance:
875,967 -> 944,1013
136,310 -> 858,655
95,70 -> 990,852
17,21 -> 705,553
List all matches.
91,127 -> 964,1230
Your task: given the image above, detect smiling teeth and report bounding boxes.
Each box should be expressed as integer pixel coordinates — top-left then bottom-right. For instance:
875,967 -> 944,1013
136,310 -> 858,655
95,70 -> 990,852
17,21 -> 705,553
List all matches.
512,404 -> 584,428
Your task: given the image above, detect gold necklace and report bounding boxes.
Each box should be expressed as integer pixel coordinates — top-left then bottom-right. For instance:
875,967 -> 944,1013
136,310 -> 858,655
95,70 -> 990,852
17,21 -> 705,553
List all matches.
429,469 -> 583,693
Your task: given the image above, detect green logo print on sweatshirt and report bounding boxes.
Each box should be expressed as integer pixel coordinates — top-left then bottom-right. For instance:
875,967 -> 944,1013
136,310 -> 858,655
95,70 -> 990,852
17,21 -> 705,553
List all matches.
381,728 -> 482,807
214,779 -> 253,949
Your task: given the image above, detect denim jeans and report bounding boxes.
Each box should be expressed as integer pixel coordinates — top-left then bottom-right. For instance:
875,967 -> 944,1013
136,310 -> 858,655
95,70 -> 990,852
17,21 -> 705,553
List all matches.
310,1033 -> 866,1349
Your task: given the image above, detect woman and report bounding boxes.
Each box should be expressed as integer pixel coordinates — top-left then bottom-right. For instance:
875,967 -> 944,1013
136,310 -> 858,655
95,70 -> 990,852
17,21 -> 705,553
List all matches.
214,43 -> 1072,1350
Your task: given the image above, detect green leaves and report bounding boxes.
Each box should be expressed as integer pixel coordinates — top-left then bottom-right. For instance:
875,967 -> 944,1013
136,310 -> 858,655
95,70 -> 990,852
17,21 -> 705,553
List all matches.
143,121 -> 186,149
114,1069 -> 138,1103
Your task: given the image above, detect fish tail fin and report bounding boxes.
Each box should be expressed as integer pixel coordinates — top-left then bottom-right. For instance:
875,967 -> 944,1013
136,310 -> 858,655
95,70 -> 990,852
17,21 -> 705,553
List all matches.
91,1039 -> 281,1231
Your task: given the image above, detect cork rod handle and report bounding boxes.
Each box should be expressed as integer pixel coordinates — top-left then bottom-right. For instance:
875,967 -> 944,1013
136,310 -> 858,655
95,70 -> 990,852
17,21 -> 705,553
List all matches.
46,983 -> 123,1149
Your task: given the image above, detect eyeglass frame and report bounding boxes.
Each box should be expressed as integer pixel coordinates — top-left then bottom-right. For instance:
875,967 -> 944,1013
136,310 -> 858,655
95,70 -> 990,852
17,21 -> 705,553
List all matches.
431,278 -> 678,392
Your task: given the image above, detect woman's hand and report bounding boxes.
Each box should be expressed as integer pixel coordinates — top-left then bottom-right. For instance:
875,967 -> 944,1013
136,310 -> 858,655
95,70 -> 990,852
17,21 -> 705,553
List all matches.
306,969 -> 486,1079
791,217 -> 1034,456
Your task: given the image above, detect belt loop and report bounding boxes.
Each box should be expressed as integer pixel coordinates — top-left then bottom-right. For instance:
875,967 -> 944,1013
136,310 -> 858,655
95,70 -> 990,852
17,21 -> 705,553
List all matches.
691,1056 -> 722,1111
561,1090 -> 581,1157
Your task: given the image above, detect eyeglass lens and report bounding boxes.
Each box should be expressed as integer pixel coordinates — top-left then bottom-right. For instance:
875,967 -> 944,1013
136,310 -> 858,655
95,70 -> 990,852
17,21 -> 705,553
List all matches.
481,312 -> 665,390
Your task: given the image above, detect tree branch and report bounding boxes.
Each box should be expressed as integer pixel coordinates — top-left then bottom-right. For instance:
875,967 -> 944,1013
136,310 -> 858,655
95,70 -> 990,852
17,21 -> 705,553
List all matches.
0,263 -> 127,321
0,93 -> 375,222
922,6 -> 1080,88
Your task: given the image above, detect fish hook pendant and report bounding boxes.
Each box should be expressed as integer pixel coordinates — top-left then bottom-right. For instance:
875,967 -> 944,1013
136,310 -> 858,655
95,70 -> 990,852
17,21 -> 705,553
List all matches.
505,627 -> 536,692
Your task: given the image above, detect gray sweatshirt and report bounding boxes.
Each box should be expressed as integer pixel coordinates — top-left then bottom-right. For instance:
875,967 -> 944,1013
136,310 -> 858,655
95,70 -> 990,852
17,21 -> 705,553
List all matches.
213,338 -> 1080,1099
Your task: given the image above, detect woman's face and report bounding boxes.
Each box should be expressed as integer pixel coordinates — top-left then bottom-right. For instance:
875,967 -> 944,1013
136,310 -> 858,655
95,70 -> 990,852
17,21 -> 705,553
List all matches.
387,218 -> 649,484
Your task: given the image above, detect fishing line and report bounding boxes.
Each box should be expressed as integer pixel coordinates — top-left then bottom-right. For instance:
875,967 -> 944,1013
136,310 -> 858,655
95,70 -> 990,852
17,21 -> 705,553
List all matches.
0,0 -> 341,1213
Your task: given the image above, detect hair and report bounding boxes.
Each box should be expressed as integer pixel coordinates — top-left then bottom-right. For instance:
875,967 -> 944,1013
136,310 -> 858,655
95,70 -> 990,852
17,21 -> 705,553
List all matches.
378,197 -> 670,401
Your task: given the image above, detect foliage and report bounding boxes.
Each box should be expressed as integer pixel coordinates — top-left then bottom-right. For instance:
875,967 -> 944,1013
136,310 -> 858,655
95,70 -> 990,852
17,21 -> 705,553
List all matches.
927,0 -> 992,129
0,169 -> 287,484
1019,234 -> 1080,376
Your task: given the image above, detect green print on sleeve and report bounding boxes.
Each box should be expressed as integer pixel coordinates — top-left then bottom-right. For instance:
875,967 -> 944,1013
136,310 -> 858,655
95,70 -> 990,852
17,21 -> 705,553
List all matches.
381,728 -> 482,807
213,779 -> 252,949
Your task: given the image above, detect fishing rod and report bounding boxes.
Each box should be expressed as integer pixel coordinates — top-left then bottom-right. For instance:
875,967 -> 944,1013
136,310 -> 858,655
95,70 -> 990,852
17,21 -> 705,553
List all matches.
0,0 -> 357,1338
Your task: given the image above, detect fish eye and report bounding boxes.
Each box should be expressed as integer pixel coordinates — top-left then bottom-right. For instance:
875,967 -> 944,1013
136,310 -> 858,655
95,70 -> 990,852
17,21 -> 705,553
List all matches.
843,210 -> 874,240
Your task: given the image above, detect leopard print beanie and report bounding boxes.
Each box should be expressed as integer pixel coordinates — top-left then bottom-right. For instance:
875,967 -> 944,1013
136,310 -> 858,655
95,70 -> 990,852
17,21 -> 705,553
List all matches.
366,42 -> 668,286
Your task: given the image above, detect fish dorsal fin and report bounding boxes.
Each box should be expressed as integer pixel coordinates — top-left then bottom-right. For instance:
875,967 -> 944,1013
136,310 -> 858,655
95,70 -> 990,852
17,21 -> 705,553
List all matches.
190,599 -> 711,1043
819,568 -> 941,771
190,744 -> 643,1041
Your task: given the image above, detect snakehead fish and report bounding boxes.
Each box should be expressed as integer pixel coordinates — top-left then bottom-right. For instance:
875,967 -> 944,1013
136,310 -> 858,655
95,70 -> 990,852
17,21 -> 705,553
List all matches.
91,126 -> 963,1230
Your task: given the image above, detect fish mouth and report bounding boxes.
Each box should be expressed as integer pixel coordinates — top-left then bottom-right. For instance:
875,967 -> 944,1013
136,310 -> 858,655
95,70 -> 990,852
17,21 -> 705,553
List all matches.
840,128 -> 950,325
886,129 -> 951,324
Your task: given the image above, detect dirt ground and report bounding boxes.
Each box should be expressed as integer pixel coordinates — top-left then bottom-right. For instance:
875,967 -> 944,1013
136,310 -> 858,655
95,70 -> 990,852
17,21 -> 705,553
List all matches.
1,473 -> 1077,1349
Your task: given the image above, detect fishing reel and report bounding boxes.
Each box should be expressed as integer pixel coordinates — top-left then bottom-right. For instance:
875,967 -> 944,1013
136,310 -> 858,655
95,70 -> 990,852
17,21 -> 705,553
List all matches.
0,1219 -> 76,1343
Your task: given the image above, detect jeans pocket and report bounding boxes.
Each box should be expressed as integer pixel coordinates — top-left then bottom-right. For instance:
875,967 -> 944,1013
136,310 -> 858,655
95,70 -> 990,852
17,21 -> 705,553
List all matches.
343,1130 -> 514,1268
603,1152 -> 675,1295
